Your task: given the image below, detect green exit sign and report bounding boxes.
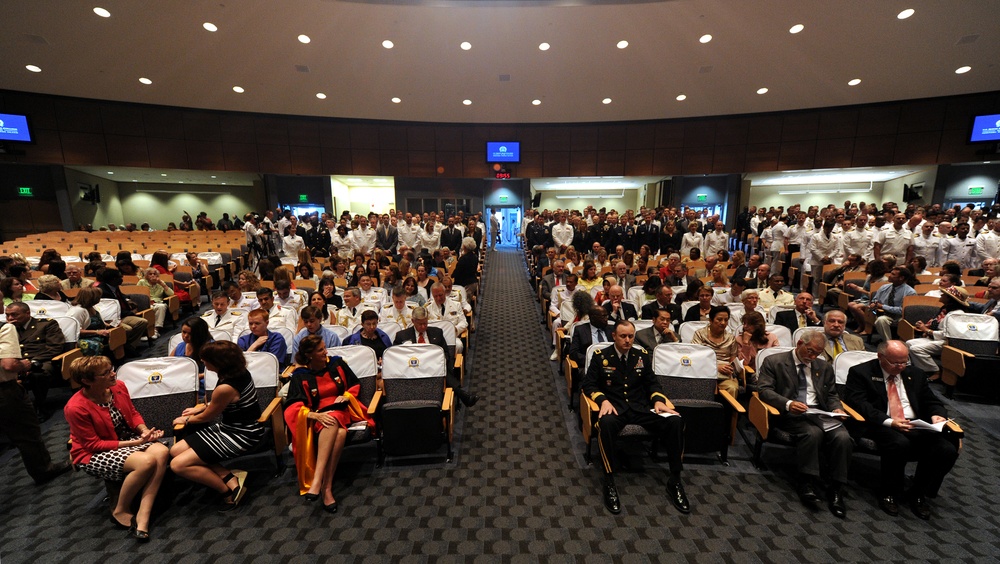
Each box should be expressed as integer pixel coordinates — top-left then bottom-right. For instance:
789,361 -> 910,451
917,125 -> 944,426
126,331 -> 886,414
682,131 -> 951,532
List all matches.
969,186 -> 984,196
499,195 -> 508,203
298,194 -> 308,203
696,193 -> 708,203
18,186 -> 33,197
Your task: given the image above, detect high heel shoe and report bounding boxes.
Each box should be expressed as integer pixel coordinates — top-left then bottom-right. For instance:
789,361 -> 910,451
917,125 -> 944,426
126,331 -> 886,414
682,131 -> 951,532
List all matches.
126,515 -> 148,541
322,500 -> 338,514
109,514 -> 130,530
304,492 -> 320,502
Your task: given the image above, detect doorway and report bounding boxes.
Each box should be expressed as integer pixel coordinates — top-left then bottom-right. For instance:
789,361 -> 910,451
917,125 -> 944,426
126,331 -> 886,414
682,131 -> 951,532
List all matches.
487,206 -> 522,247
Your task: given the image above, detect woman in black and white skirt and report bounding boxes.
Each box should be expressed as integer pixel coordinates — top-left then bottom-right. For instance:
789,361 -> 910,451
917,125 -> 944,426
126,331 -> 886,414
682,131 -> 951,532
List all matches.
65,356 -> 169,542
169,341 -> 264,511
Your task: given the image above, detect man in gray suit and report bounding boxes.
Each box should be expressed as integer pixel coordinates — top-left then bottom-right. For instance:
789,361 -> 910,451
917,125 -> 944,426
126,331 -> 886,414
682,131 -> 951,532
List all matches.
820,309 -> 866,363
375,213 -> 398,255
757,330 -> 852,518
634,307 -> 679,351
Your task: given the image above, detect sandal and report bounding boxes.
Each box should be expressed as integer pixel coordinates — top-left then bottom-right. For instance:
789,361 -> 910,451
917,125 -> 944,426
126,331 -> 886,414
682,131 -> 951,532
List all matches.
219,471 -> 248,513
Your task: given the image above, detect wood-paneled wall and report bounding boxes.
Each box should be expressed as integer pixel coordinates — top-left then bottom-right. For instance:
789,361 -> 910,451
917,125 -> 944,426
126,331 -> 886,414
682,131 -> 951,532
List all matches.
2,90 -> 998,178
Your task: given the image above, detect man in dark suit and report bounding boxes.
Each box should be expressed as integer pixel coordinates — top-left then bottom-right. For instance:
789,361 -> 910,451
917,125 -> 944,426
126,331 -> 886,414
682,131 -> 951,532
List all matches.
773,292 -> 822,335
820,310 -> 866,363
602,285 -> 637,323
569,307 -> 612,370
640,285 -> 682,327
582,319 -> 688,515
758,330 -> 852,518
636,213 -> 660,254
392,307 -> 478,407
634,307 -> 679,351
376,214 -> 398,255
439,217 -> 463,253
540,259 -> 568,302
845,340 -> 959,520
663,263 -> 697,289
98,268 -> 150,353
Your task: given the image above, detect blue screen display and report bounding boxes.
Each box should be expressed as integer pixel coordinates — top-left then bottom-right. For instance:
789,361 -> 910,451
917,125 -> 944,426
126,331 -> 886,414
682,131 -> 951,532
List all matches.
969,114 -> 1000,143
486,141 -> 520,163
0,113 -> 31,142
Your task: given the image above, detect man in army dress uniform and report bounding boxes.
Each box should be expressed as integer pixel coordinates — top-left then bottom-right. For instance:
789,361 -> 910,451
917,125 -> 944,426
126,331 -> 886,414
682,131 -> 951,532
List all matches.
582,319 -> 690,515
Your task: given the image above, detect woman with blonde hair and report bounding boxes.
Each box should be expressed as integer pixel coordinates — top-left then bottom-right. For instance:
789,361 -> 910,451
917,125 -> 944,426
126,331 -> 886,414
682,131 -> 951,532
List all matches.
137,267 -> 173,339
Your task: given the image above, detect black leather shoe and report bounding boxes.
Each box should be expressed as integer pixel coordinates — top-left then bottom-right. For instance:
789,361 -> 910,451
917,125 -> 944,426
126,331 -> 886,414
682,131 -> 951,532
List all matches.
667,479 -> 690,514
827,488 -> 846,519
323,501 -> 339,514
878,494 -> 899,517
797,482 -> 821,508
33,462 -> 71,486
462,394 -> 479,407
603,479 -> 621,514
909,494 -> 931,520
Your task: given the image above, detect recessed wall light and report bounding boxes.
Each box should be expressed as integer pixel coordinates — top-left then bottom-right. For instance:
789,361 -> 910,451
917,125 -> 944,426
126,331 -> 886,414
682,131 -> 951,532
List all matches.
699,34 -> 712,44
756,87 -> 768,95
391,97 -> 401,104
161,173 -> 167,177
178,181 -> 184,184
897,8 -> 914,19
211,175 -> 217,178
955,66 -> 971,74
538,42 -> 550,51
848,78 -> 861,86
93,7 -> 111,18
617,40 -> 629,49
602,98 -> 612,104
789,24 -> 804,34
532,99 -> 541,106
233,86 -> 244,93
107,171 -> 114,175
316,92 -> 327,99
463,99 -> 472,105
221,182 -> 227,185
139,77 -> 152,85
676,94 -> 687,101
382,40 -> 394,49
203,22 -> 217,32
298,34 -> 311,44
460,41 -> 472,50
25,64 -> 41,73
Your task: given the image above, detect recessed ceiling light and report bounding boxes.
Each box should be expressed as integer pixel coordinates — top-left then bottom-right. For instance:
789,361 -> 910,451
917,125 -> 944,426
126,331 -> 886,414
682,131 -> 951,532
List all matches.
789,24 -> 804,34
532,99 -> 541,106
699,34 -> 712,44
897,8 -> 914,19
538,42 -> 550,51
93,7 -> 111,18
382,40 -> 394,49
848,78 -> 861,86
460,41 -> 472,50
107,171 -> 114,175
462,99 -> 472,106
233,86 -> 244,93
178,181 -> 184,184
757,87 -> 768,95
211,175 -> 217,178
139,77 -> 152,85
132,179 -> 137,182
221,182 -> 227,185
316,92 -> 327,99
617,40 -> 629,49
676,94 -> 687,101
25,64 -> 41,73
203,22 -> 217,32
391,97 -> 401,104
298,34 -> 311,44
161,173 -> 167,177
602,98 -> 612,104
955,66 -> 971,74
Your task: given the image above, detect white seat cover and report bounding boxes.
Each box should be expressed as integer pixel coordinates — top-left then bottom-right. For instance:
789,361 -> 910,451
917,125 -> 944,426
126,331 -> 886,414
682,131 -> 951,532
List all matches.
652,343 -> 718,379
429,320 -> 457,346
28,301 -> 70,318
943,312 -> 999,341
327,345 -> 378,379
755,346 -> 794,373
377,321 -> 401,342
833,350 -> 877,386
382,344 -> 446,379
206,351 -> 279,393
118,357 -> 199,399
767,324 -> 793,348
679,321 -> 708,343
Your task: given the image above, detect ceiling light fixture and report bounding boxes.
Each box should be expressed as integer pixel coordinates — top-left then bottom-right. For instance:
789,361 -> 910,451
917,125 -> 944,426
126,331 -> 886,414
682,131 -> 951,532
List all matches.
107,171 -> 114,175
232,86 -> 244,93
789,24 -> 804,34
699,34 -> 712,44
316,92 -> 327,99
602,98 -> 612,104
25,64 -> 41,73
93,7 -> 111,17
538,42 -> 550,51
757,87 -> 768,95
955,66 -> 971,74
532,99 -> 541,106
391,97 -> 401,104
617,40 -> 629,49
298,34 -> 311,44
161,173 -> 167,177
897,8 -> 914,19
139,77 -> 152,85
460,41 -> 471,50
382,40 -> 394,49
848,78 -> 861,86
676,94 -> 687,101
203,22 -> 217,32
463,99 -> 472,106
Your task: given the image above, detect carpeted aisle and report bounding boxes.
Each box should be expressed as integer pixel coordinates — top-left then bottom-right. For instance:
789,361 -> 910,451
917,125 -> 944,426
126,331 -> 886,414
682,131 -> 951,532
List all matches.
2,247 -> 1000,562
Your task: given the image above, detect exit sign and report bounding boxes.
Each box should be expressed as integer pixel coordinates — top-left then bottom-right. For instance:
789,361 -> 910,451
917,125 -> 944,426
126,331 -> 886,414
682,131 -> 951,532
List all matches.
969,186 -> 984,196
18,186 -> 33,197
696,193 -> 708,203
499,195 -> 508,203
298,194 -> 308,202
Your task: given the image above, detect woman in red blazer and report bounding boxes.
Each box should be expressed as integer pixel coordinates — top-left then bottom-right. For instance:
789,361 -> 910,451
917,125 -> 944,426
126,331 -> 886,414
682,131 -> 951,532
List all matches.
64,356 -> 168,542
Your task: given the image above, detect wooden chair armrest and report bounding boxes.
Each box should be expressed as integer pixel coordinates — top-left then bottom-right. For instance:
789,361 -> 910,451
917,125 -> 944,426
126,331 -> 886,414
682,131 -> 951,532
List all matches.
108,326 -> 127,350
945,420 -> 964,437
717,389 -> 745,413
568,359 -> 578,370
53,347 -> 81,362
368,389 -> 382,414
897,320 -> 916,342
743,365 -> 755,375
55,348 -> 83,382
748,393 -> 775,440
442,388 -> 454,412
280,364 -> 301,381
166,295 -> 180,314
580,392 -> 598,443
841,402 -> 864,422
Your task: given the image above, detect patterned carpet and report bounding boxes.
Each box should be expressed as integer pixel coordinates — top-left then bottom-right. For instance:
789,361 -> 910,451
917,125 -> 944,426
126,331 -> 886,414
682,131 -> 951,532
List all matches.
2,246 -> 1000,562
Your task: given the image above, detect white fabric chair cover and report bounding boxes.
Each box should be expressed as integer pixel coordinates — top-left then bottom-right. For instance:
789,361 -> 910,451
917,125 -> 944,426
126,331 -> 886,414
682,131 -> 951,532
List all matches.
767,324 -> 794,348
626,286 -> 646,308
329,325 -> 350,340
680,301 -> 698,319
95,299 -> 122,325
51,316 -> 81,343
197,252 -> 223,266
679,321 -> 708,343
652,343 -> 718,379
118,357 -> 199,400
383,344 -> 447,380
833,350 -> 877,386
429,320 -> 457,346
167,333 -> 184,354
632,319 -> 653,333
27,301 -> 70,318
327,345 -> 378,380
767,304 -> 796,324
206,351 -> 279,394
377,321 -> 402,342
755,346 -> 793,373
726,304 -> 747,332
943,312 -> 999,341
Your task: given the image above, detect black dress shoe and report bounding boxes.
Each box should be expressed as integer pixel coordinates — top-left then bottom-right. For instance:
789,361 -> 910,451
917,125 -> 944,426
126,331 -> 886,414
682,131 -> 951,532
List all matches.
878,494 -> 899,517
797,483 -> 821,508
109,514 -> 131,530
462,394 -> 479,407
33,462 -> 71,486
827,488 -> 846,519
304,493 -> 319,502
603,479 -> 621,514
323,500 -> 338,514
909,494 -> 931,520
667,479 -> 690,514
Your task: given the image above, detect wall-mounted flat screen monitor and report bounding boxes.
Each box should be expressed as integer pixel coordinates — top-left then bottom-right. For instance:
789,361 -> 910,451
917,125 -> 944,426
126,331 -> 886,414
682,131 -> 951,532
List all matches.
969,113 -> 1000,143
0,113 -> 32,143
486,142 -> 520,163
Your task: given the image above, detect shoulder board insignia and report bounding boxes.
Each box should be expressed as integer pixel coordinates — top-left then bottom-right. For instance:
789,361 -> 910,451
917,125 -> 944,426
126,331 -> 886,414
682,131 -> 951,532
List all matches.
231,311 -> 242,316
639,347 -> 647,354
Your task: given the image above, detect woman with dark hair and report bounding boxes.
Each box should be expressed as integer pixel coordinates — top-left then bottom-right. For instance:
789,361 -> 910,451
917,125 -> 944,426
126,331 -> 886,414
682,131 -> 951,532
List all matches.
47,259 -> 67,280
65,356 -> 169,541
149,250 -> 176,275
366,258 -> 381,281
414,263 -> 433,297
0,276 -> 33,305
331,225 -> 353,259
735,310 -> 780,371
37,249 -> 61,273
114,251 -> 139,277
257,259 -> 276,282
84,252 -> 105,277
308,291 -> 333,323
69,287 -> 113,357
283,334 -> 373,511
171,317 -> 212,370
684,287 -> 717,322
691,305 -> 741,396
348,265 -> 366,288
316,279 -> 343,309
169,341 -> 263,511
343,310 -> 392,361
578,260 -> 602,292
676,278 -> 705,306
296,263 -> 319,284
402,276 -> 426,306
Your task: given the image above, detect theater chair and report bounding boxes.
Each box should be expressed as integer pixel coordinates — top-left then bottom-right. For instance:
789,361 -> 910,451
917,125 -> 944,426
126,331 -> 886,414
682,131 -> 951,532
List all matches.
941,313 -> 1000,400
326,345 -> 382,465
579,344 -> 653,466
117,356 -> 200,441
378,344 -> 453,466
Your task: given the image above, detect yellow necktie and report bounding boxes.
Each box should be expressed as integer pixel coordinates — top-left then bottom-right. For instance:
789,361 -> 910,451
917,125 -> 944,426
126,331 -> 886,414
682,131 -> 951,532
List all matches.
833,338 -> 843,357
798,314 -> 806,328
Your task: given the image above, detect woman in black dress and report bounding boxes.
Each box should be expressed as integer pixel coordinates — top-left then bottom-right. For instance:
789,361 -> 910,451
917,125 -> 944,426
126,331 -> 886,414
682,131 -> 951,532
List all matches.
169,341 -> 264,511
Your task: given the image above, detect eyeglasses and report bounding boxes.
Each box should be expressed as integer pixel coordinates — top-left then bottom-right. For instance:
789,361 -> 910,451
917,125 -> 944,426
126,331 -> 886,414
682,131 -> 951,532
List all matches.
880,358 -> 908,367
